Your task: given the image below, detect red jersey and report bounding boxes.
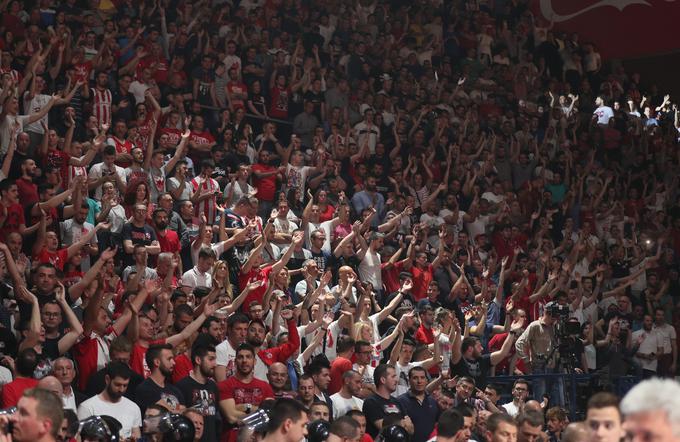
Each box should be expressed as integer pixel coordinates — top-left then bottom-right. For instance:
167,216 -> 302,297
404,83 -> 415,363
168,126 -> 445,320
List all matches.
91,87 -> 113,127
109,136 -> 135,168
130,339 -> 167,378
250,163 -> 277,202
171,353 -> 193,384
2,377 -> 39,408
410,264 -> 434,301
73,328 -> 117,391
15,177 -> 38,206
218,377 -> 274,442
160,127 -> 182,147
269,86 -> 289,119
239,265 -> 274,312
73,61 -> 93,83
156,229 -> 181,254
34,248 -> 69,271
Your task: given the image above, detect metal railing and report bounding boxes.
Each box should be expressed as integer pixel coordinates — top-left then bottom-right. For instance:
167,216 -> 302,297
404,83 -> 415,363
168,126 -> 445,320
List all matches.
488,373 -> 641,420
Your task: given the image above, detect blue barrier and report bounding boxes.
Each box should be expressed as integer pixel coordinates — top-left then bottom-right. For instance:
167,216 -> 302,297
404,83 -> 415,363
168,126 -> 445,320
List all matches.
487,373 -> 641,420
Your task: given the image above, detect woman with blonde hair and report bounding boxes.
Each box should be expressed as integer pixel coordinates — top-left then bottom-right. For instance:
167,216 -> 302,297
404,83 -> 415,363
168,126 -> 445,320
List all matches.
351,317 -> 402,368
211,259 -> 233,301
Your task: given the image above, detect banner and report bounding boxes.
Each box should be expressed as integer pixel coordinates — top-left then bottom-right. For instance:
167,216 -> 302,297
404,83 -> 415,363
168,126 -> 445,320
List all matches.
532,0 -> 680,59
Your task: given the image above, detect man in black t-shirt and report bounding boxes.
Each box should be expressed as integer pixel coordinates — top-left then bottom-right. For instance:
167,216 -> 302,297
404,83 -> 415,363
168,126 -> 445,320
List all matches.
451,331 -> 520,388
176,343 -> 221,442
362,364 -> 411,439
134,344 -> 185,415
121,203 -> 160,266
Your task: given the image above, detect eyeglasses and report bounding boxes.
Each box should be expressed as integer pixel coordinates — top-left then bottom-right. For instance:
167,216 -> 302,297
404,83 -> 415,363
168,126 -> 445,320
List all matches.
43,312 -> 61,318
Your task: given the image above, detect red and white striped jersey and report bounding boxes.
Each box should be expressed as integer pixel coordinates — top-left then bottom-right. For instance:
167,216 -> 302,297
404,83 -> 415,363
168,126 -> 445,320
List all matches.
191,176 -> 219,224
90,87 -> 112,127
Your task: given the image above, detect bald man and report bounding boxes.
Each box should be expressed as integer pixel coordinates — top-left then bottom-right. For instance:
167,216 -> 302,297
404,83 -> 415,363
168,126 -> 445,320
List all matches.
267,362 -> 295,399
38,376 -> 64,397
562,422 -> 587,442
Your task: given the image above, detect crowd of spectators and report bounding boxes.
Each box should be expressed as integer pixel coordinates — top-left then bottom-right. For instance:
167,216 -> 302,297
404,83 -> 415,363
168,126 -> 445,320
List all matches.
0,0 -> 678,441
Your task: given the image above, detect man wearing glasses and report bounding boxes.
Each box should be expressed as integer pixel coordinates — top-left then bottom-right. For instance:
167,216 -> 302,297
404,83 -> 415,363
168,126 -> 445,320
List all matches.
501,379 -> 530,418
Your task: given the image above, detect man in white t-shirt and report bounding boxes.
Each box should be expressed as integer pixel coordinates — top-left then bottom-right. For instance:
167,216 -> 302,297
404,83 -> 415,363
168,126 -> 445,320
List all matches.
77,362 -> 143,440
501,379 -> 530,418
632,315 -> 662,377
593,96 -> 614,126
215,313 -> 249,381
653,307 -> 677,377
331,370 -> 365,419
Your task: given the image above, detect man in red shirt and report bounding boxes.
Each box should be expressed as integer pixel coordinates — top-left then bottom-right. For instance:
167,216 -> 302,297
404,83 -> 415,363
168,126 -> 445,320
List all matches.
251,149 -> 285,218
218,343 -> 274,442
415,301 -> 435,345
0,179 -> 38,238
153,208 -> 180,256
33,220 -> 106,271
403,229 -> 446,301
15,158 -> 39,205
1,347 -> 39,407
129,300 -> 222,378
225,68 -> 247,111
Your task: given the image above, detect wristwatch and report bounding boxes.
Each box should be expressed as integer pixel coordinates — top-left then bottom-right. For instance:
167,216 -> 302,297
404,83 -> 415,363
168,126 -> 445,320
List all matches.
245,403 -> 252,413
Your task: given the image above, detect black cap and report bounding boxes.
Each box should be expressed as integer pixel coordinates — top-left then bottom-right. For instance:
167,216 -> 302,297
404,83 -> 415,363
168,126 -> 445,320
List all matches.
378,425 -> 410,442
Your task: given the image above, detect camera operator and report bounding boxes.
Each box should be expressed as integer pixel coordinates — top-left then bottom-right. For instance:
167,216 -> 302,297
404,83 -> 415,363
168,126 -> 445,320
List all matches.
515,301 -> 564,407
0,388 -> 64,442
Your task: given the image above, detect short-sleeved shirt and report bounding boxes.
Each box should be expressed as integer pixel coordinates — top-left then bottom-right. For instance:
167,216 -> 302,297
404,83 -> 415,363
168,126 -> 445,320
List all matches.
451,354 -> 492,388
363,393 -> 405,438
176,375 -> 221,442
218,377 -> 274,442
0,203 -> 25,237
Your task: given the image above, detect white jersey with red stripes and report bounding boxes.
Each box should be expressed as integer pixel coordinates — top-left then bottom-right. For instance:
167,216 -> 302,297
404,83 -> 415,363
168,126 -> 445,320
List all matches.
191,176 -> 219,224
91,87 -> 112,127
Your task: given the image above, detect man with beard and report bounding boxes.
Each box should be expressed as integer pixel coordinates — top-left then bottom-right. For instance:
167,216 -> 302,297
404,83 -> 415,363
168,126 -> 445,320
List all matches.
331,370 -> 364,419
176,345 -> 221,442
77,361 -> 143,440
351,175 -> 384,228
245,311 -> 300,381
218,343 -> 274,442
60,202 -> 98,271
134,344 -> 185,415
16,157 -> 39,205
154,208 -> 181,258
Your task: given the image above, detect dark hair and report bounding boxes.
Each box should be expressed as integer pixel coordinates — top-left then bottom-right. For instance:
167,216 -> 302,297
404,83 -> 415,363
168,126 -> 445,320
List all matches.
191,345 -> 216,366
106,361 -> 132,380
311,400 -> 330,412
587,392 -> 620,417
329,416 -> 360,439
198,246 -> 217,261
345,409 -> 365,419
110,335 -> 132,354
373,364 -> 394,387
145,343 -> 173,371
174,303 -> 194,318
461,337 -> 479,353
308,355 -> 331,376
513,378 -> 530,390
103,145 -> 116,156
228,313 -> 250,328
336,336 -> 356,354
487,413 -> 516,433
266,398 -> 308,432
236,343 -> 256,356
354,340 -> 371,353
152,208 -> 168,219
437,409 -> 464,437
517,410 -> 545,428
408,366 -> 427,379
16,348 -> 39,377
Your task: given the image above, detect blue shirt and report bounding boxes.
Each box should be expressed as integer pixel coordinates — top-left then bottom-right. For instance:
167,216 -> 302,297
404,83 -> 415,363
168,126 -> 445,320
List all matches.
396,391 -> 439,442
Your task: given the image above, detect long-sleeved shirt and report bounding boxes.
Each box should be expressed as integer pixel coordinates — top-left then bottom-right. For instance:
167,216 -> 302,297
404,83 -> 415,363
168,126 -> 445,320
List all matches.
515,318 -> 556,369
